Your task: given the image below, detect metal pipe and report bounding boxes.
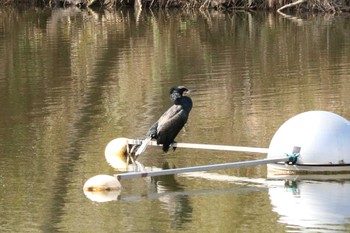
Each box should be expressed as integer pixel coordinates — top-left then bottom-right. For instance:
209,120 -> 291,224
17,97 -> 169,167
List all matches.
115,157 -> 288,180
127,139 -> 269,154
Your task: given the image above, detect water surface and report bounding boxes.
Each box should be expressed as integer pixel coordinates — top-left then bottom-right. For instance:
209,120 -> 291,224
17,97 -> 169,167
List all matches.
1,7 -> 350,232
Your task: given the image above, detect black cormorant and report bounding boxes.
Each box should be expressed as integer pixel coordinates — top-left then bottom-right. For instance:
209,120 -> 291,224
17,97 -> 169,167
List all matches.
135,86 -> 194,156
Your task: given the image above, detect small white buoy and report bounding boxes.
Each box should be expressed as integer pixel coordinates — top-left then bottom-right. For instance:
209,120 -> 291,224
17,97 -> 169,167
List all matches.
83,174 -> 121,191
105,138 -> 132,170
83,175 -> 121,202
268,111 -> 350,173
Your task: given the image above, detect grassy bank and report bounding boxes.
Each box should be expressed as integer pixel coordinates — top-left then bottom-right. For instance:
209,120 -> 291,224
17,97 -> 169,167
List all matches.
1,0 -> 350,12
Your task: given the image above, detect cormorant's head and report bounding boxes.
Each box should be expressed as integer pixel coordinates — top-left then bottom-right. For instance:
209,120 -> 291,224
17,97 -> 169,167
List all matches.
169,86 -> 193,102
170,86 -> 188,96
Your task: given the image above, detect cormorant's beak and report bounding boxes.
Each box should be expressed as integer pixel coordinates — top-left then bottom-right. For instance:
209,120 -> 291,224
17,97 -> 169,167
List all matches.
184,89 -> 196,95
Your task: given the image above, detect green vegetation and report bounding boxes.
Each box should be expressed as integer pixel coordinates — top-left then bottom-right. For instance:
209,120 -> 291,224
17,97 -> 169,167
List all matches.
1,0 -> 350,12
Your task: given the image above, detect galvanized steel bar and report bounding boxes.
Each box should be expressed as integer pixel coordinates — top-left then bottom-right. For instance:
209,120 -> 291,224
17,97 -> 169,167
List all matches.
127,139 -> 269,154
116,157 -> 288,180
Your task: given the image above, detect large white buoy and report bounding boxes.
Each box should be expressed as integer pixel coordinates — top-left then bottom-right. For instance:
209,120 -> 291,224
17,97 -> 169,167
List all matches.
268,111 -> 350,173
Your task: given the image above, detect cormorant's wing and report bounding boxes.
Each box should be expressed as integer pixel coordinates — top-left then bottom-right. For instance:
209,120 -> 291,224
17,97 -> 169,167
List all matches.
156,105 -> 188,148
156,105 -> 188,134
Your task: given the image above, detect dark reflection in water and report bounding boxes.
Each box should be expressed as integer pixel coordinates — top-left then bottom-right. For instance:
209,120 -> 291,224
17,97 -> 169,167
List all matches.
153,162 -> 193,229
1,6 -> 350,233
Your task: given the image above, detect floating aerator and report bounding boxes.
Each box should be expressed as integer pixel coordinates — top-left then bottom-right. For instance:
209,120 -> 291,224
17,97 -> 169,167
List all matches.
84,111 -> 350,201
268,111 -> 350,173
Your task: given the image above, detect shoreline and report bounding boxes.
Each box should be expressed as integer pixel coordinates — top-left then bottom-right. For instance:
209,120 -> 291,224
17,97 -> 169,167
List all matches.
1,0 -> 350,13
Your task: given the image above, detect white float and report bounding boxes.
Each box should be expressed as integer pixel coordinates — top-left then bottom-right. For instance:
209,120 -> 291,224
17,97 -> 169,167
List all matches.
104,137 -> 141,171
267,111 -> 350,173
83,174 -> 121,202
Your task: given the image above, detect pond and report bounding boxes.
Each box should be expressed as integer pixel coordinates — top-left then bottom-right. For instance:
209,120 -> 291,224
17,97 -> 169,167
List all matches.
1,6 -> 350,232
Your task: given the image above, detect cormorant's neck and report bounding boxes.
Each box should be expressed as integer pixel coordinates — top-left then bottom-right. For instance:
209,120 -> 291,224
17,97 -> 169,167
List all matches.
170,92 -> 182,102
175,96 -> 193,112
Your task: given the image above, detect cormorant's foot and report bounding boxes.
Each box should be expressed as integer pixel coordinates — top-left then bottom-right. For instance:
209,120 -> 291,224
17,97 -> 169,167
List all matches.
162,145 -> 169,153
172,141 -> 177,151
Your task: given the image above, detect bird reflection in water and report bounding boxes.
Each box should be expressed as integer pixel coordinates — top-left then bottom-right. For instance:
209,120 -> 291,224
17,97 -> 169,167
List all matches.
152,161 -> 193,229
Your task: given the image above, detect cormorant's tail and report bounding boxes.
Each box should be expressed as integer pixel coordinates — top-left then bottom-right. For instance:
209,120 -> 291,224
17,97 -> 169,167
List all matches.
135,137 -> 152,157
